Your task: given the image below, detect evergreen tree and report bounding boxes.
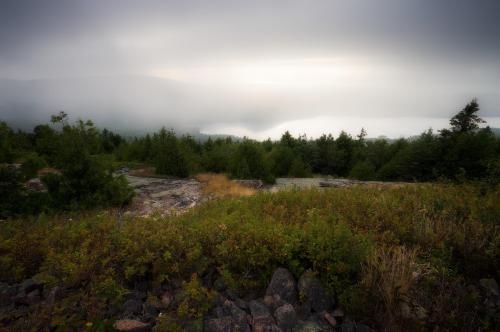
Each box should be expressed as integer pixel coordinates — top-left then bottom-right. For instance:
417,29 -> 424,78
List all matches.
41,115 -> 134,209
449,98 -> 485,133
155,128 -> 189,177
230,139 -> 274,183
0,122 -> 14,163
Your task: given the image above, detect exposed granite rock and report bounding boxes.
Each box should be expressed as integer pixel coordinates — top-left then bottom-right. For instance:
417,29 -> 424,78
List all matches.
113,319 -> 150,332
275,303 -> 297,331
266,268 -> 297,307
125,175 -> 205,217
298,272 -> 333,314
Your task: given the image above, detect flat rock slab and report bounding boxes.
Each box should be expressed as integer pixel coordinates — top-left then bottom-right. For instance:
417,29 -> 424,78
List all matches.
269,178 -> 407,191
125,175 -> 205,217
113,319 -> 150,332
124,175 -> 406,217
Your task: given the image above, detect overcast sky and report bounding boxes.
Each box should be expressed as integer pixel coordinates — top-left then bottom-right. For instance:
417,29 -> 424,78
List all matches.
1,0 -> 499,138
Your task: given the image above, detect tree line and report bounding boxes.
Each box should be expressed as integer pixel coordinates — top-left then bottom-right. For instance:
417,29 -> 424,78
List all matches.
1,99 -> 499,217
114,99 -> 499,183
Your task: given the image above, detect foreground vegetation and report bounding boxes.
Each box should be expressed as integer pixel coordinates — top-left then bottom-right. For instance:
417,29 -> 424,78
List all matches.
0,99 -> 499,330
1,184 -> 499,330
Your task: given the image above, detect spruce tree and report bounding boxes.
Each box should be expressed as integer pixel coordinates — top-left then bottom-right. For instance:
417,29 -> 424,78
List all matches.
155,128 -> 189,178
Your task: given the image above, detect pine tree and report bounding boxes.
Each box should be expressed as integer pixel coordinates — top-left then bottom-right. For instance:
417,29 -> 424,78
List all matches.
449,98 -> 485,133
155,128 -> 189,177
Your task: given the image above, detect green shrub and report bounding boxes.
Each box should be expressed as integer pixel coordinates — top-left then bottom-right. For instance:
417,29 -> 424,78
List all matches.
302,220 -> 373,294
289,157 -> 312,178
230,139 -> 274,183
42,155 -> 133,210
155,128 -> 189,178
0,165 -> 50,218
0,184 -> 499,330
20,152 -> 47,180
349,160 -> 376,180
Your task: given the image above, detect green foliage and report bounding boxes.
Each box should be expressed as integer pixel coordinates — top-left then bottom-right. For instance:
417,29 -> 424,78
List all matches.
349,160 -> 376,180
0,165 -> 50,218
301,220 -> 373,292
20,152 -> 47,179
155,128 -> 189,178
91,98 -> 500,184
33,124 -> 59,163
176,274 -> 215,319
270,145 -> 295,176
0,166 -> 25,218
0,121 -> 15,163
449,98 -> 484,133
438,128 -> 496,180
0,184 -> 499,330
43,155 -> 133,210
202,143 -> 232,173
288,157 -> 311,177
230,139 -> 274,183
30,116 -> 135,211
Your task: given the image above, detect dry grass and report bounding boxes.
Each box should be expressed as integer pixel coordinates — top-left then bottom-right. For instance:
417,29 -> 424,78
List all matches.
361,246 -> 421,329
37,167 -> 60,176
196,173 -> 256,198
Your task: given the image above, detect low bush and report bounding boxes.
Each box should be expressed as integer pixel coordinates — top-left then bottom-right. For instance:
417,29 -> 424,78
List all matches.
0,184 -> 498,330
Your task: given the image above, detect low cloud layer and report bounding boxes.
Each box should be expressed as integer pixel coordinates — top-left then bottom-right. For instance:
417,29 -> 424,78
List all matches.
0,0 -> 499,138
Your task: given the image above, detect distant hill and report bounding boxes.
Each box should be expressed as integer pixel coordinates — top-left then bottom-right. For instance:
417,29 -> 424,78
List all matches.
0,76 -> 245,142
0,76 -> 192,132
0,75 -> 280,138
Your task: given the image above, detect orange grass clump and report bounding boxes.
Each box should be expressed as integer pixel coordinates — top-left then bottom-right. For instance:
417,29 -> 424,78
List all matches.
196,173 -> 256,198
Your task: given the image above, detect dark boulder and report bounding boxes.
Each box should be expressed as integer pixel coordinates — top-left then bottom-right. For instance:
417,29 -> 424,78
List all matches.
226,299 -> 250,332
25,289 -> 41,305
142,302 -> 158,322
340,319 -> 371,332
249,300 -> 271,320
275,303 -> 297,331
266,268 -> 297,307
205,317 -> 234,332
479,278 -> 499,297
0,283 -> 18,306
292,319 -> 332,332
122,299 -> 143,316
19,279 -> 43,295
45,286 -> 63,307
298,272 -> 333,314
249,300 -> 279,332
160,291 -> 173,308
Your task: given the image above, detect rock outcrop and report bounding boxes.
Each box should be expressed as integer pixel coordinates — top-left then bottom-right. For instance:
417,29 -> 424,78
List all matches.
0,269 -> 379,331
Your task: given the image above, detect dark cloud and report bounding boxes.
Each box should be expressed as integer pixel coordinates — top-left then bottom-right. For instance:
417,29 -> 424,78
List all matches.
0,0 -> 499,137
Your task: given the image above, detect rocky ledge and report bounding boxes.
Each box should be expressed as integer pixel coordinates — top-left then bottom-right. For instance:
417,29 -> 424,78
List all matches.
114,268 -> 372,332
124,175 -> 205,217
2,269 -> 499,331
